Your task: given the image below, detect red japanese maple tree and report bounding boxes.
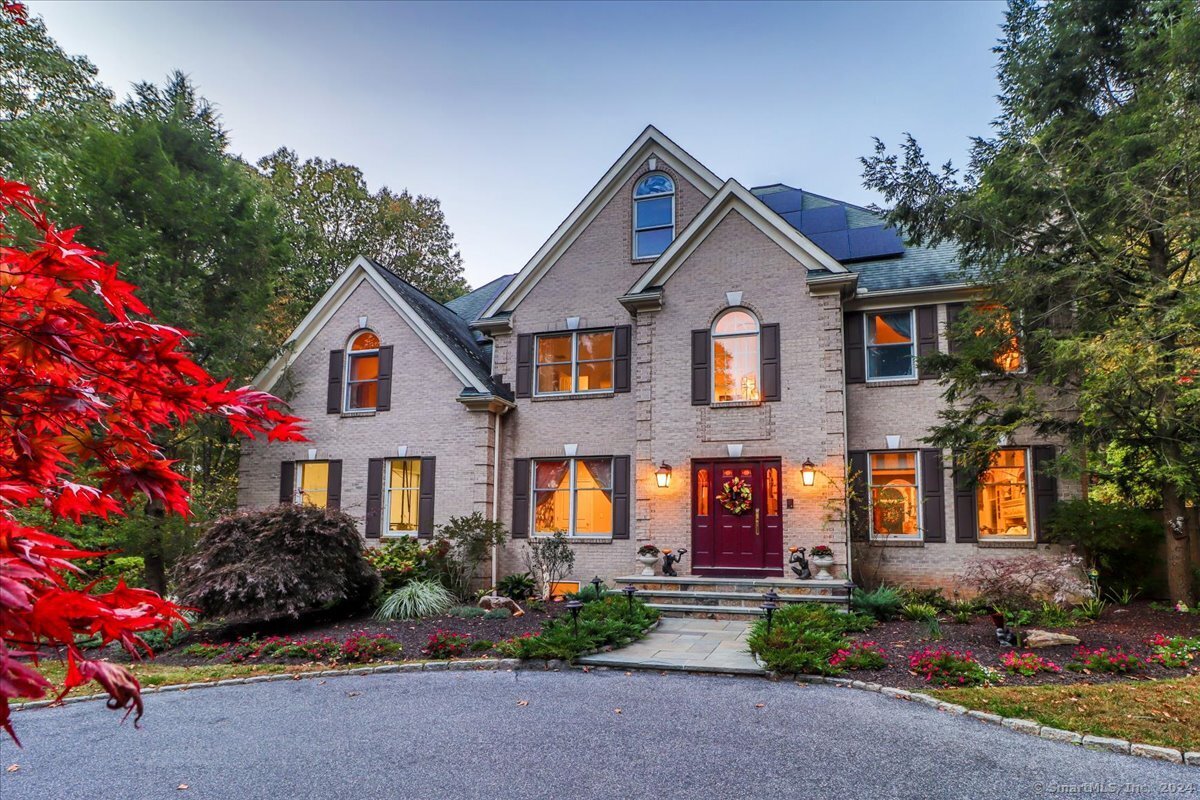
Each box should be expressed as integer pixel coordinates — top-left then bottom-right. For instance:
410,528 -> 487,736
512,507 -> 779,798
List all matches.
0,168 -> 305,743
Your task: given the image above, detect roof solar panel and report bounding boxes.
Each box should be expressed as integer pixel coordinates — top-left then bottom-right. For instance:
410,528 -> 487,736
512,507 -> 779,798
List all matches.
845,225 -> 905,262
758,190 -> 804,215
808,230 -> 851,261
780,210 -> 804,229
799,205 -> 847,235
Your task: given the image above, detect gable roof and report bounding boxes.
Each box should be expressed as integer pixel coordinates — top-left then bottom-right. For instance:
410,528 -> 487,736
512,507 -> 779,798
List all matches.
750,184 -> 974,293
626,180 -> 846,297
254,256 -> 510,400
478,125 -> 724,320
446,273 -> 515,323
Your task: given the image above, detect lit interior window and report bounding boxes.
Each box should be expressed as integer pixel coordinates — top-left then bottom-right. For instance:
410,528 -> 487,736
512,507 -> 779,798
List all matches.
712,309 -> 761,404
346,330 -> 380,411
977,449 -> 1030,538
385,459 -> 421,534
296,461 -> 329,508
869,452 -> 919,536
866,311 -> 915,380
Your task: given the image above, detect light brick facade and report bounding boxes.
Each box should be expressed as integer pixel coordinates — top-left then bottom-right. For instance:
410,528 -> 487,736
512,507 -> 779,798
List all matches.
239,128 -> 1068,593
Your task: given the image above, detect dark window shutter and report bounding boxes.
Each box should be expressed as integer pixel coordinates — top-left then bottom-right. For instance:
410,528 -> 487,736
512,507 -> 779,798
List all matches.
279,461 -> 295,504
844,312 -> 865,384
326,460 -> 343,510
920,448 -> 945,542
848,451 -> 869,541
946,303 -> 965,354
327,350 -> 345,414
614,325 -> 632,393
1031,445 -> 1058,541
917,306 -> 938,380
511,458 -> 531,538
365,458 -> 384,538
761,323 -> 781,402
612,455 -> 631,540
953,453 -> 978,542
515,334 -> 533,398
691,329 -> 710,405
376,345 -> 394,411
418,456 -> 436,538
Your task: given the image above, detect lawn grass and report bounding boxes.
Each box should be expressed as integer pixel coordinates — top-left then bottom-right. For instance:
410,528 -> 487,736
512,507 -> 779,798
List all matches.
934,676 -> 1200,751
17,659 -> 395,704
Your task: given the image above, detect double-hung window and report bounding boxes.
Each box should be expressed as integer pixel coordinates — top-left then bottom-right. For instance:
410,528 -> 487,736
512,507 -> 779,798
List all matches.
633,173 -> 675,259
535,331 -> 614,396
867,452 -> 920,538
294,461 -> 329,508
383,458 -> 421,535
865,310 -> 916,381
977,448 -> 1032,539
345,330 -> 380,411
532,458 -> 613,537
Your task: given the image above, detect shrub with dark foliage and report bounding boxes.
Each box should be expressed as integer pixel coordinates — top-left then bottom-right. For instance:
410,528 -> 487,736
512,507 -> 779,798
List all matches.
174,505 -> 379,620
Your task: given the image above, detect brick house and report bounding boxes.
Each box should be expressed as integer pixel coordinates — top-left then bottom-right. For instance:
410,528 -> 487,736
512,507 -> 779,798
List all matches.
239,126 -> 1067,594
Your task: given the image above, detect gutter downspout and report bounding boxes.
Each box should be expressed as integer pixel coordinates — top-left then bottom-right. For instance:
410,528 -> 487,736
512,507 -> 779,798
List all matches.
491,409 -> 503,591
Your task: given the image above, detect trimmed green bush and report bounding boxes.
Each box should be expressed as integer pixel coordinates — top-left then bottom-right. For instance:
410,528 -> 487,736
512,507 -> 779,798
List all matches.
449,605 -> 487,619
852,586 -> 903,621
747,604 -> 877,676
495,596 -> 658,660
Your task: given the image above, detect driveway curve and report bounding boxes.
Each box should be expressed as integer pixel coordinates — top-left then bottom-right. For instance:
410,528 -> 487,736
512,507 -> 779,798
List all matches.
1,669 -> 1195,800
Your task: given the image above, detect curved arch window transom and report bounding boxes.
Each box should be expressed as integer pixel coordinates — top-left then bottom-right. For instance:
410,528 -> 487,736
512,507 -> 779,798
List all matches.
345,330 -> 380,411
712,309 -> 760,404
633,173 -> 675,259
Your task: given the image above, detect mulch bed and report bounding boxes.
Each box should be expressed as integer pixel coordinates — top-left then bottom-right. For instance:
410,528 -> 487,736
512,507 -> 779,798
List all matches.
842,601 -> 1200,689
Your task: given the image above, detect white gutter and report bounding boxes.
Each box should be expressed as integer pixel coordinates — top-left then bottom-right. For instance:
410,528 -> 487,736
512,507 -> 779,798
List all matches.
490,410 -> 503,591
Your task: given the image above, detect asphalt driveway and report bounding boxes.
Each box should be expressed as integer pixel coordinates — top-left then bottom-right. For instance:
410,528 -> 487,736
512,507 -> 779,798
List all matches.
2,669 -> 1195,800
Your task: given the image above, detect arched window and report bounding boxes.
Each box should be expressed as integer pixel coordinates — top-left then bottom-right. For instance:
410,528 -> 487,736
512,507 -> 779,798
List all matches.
633,173 -> 675,259
345,330 -> 380,411
711,309 -> 760,404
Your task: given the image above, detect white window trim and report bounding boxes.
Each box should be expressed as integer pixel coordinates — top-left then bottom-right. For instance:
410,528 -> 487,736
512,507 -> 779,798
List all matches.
864,308 -> 917,382
711,308 -> 761,406
632,173 -> 675,261
530,457 -> 614,539
294,460 -> 329,507
866,450 -> 923,541
381,458 -> 421,538
344,330 -> 381,412
977,447 -> 1035,541
533,331 -> 616,397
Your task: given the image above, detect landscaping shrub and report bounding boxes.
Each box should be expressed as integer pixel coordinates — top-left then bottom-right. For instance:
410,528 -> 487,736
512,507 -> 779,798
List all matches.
182,634 -> 402,664
851,586 -> 903,621
365,537 -> 425,593
469,639 -> 494,652
1145,634 -> 1200,668
524,531 -> 575,600
422,631 -> 472,659
1072,597 -> 1108,622
908,647 -> 990,687
432,513 -> 508,601
946,600 -> 980,624
961,552 -> 1091,610
495,596 -> 658,660
497,572 -> 536,602
174,504 -> 380,621
901,602 -> 940,621
1067,646 -> 1145,673
1000,651 -> 1062,676
747,604 -> 877,675
1033,600 -> 1074,628
565,584 -> 606,603
899,587 -> 949,611
341,633 -> 403,662
1044,500 -> 1163,593
483,608 -> 512,620
449,605 -> 487,619
376,579 -> 456,621
828,641 -> 887,670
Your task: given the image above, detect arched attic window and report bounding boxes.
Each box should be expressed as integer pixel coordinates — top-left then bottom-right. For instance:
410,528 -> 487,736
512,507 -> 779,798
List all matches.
345,330 -> 381,411
633,173 -> 675,259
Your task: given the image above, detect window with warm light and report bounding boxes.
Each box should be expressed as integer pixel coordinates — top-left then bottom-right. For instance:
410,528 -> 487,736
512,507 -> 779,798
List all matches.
865,310 -> 916,380
383,458 -> 421,535
712,309 -> 761,404
534,331 -> 614,396
633,173 -> 674,259
295,461 -> 329,508
976,305 -> 1023,373
868,452 -> 920,538
532,458 -> 613,537
345,330 -> 380,411
977,449 -> 1031,538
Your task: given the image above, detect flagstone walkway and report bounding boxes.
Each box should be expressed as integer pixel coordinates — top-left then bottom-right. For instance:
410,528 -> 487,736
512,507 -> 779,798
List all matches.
577,617 -> 764,675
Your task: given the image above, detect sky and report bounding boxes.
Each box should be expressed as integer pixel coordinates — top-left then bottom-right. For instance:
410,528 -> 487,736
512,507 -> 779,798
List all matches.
33,0 -> 1008,289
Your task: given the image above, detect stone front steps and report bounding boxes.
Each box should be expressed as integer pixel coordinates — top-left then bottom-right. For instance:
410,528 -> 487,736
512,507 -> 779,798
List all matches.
613,575 -> 855,619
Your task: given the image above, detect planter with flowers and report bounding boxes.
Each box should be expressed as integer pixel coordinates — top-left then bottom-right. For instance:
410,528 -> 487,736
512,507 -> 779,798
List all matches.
809,545 -> 836,581
637,544 -> 661,576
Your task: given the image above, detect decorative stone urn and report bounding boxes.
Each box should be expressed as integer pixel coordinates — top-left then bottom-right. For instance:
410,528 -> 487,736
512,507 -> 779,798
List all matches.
810,549 -> 836,581
637,553 -> 659,577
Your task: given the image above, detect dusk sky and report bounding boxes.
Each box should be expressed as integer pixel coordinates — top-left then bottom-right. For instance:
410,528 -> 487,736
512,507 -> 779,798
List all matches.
35,0 -> 1007,288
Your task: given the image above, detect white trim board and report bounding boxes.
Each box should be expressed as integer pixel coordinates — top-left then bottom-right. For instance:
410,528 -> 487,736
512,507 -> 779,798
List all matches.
479,125 -> 724,319
254,255 -> 490,394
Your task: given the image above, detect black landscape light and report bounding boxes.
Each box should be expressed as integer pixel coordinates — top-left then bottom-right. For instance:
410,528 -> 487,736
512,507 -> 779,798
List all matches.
622,584 -> 638,614
762,590 -> 780,635
591,575 -> 604,600
566,598 -> 583,637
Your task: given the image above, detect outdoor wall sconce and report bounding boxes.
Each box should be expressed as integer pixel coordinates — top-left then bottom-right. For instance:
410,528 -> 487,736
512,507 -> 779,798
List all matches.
655,462 -> 672,488
566,599 -> 583,637
761,589 -> 780,635
801,458 -> 816,486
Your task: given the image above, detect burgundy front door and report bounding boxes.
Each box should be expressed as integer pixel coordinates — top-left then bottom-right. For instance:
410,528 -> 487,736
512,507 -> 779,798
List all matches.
691,459 -> 783,577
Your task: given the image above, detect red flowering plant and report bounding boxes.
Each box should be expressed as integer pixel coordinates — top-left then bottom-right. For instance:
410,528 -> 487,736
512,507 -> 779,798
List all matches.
422,630 -> 471,659
0,176 -> 305,742
828,641 -> 887,671
1066,646 -> 1145,674
908,646 -> 990,687
999,651 -> 1061,676
1144,635 -> 1199,669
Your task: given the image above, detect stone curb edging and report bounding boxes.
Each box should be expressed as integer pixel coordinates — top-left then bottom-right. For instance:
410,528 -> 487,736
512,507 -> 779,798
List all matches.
779,673 -> 1198,768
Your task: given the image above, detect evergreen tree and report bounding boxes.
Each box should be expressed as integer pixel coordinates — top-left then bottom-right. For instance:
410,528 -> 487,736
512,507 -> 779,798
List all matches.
862,0 -> 1200,602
